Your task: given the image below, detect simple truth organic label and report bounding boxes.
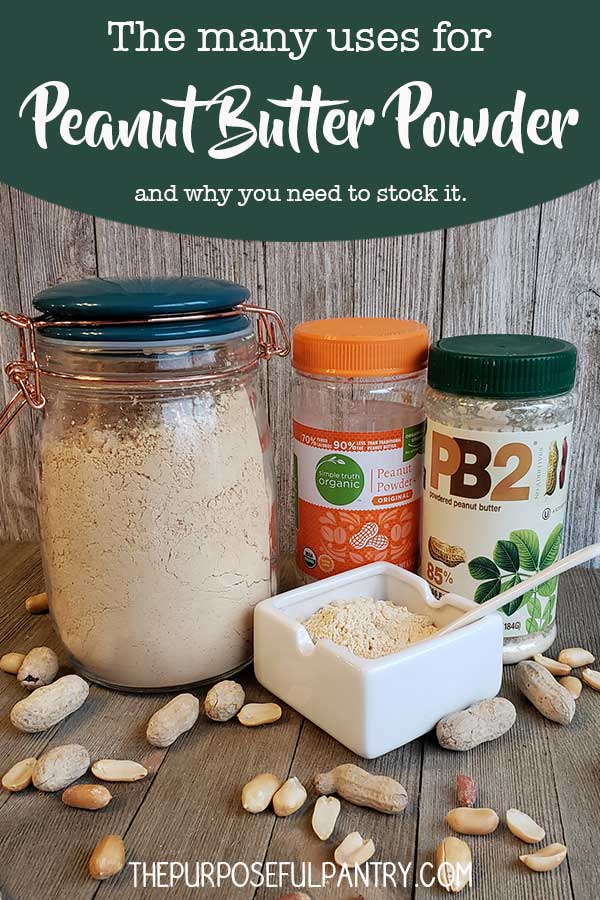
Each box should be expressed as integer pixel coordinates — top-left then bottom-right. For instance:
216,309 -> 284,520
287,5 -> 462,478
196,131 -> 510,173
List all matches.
294,420 -> 424,579
421,420 -> 573,635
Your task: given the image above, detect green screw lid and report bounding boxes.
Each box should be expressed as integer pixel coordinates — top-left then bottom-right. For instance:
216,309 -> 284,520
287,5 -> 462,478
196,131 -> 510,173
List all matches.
428,334 -> 577,399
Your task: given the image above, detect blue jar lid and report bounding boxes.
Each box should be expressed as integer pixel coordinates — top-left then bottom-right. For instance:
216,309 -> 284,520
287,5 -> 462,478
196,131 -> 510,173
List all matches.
33,277 -> 252,343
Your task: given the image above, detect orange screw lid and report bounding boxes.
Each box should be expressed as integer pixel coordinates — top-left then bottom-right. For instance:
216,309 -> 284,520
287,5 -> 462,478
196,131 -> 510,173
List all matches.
292,317 -> 429,377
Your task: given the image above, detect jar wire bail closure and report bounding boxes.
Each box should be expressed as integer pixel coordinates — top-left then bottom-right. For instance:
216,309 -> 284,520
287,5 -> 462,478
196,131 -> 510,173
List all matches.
0,304 -> 290,437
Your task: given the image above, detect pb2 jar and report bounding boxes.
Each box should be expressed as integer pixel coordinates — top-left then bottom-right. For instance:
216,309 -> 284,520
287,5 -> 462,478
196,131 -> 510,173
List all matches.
421,334 -> 577,663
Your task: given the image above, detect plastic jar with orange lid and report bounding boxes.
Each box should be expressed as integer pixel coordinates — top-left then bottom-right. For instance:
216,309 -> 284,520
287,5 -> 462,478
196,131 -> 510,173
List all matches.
292,317 -> 429,581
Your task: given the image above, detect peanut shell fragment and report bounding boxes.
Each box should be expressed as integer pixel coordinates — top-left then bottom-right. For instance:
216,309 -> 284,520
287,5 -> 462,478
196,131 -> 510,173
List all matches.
91,759 -> 148,783
241,773 -> 282,813
205,680 -> 245,722
506,808 -> 546,843
237,702 -> 282,727
582,668 -> 600,691
89,834 -> 126,880
25,591 -> 48,614
0,652 -> 26,674
436,836 -> 472,893
334,832 -> 375,867
559,676 -> 582,699
272,777 -> 307,817
558,647 -> 595,668
533,654 -> 571,677
519,843 -> 567,872
312,795 -> 341,840
62,783 -> 113,810
2,757 -> 37,792
445,807 -> 499,835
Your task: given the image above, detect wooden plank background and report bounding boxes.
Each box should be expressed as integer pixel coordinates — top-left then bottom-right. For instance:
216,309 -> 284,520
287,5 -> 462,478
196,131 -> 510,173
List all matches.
0,184 -> 598,563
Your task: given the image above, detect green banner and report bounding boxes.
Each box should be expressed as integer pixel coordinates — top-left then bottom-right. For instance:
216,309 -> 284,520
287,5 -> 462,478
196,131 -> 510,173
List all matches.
1,1 -> 598,240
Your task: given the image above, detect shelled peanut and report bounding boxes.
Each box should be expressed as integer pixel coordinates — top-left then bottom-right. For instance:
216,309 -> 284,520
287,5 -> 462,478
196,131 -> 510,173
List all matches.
241,773 -> 307,817
312,796 -> 341,840
2,757 -> 37,792
91,759 -> 148,782
0,652 -> 26,674
242,774 -> 282,813
436,836 -> 472,893
446,807 -> 499,835
237,702 -> 282,727
273,778 -> 307,817
559,676 -> 582,699
520,844 -> 567,872
506,808 -> 545,843
455,775 -> 476,808
334,832 -> 375,867
63,784 -> 113,810
582,668 -> 600,691
25,592 -> 48,614
89,835 -> 126,880
533,654 -> 571,677
558,648 -> 594,667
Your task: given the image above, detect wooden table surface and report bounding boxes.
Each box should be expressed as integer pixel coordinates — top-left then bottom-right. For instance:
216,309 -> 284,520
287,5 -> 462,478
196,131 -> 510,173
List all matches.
1,543 -> 599,900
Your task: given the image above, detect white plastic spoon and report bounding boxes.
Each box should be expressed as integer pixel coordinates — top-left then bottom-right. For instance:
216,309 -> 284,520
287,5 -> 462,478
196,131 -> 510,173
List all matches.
436,542 -> 600,637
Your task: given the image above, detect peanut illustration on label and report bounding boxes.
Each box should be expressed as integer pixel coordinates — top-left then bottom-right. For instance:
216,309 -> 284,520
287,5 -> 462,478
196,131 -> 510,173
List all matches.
367,533 -> 389,551
559,437 -> 568,490
349,522 -> 379,549
429,537 -> 467,568
545,440 -> 559,496
350,522 -> 389,551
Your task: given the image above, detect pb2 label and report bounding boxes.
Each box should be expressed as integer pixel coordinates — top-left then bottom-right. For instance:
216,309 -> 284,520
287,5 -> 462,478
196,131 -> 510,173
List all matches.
421,420 -> 572,635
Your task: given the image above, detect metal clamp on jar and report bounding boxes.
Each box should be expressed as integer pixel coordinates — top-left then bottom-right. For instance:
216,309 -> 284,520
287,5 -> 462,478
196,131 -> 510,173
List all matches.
0,277 -> 290,691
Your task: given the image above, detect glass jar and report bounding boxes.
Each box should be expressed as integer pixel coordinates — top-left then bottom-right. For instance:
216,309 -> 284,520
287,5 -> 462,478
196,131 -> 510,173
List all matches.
292,317 -> 429,581
420,334 -> 577,663
0,277 -> 289,691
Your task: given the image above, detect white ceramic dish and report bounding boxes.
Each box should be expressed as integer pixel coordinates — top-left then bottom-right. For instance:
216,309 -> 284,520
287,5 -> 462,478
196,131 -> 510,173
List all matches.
254,563 -> 503,759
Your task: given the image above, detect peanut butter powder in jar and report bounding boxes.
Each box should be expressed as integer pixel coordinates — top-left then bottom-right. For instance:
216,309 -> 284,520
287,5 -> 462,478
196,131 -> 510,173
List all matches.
0,278 -> 289,690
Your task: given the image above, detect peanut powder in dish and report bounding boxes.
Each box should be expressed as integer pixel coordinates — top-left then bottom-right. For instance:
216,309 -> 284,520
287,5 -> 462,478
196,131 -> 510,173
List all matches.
304,598 -> 437,658
38,385 -> 273,690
